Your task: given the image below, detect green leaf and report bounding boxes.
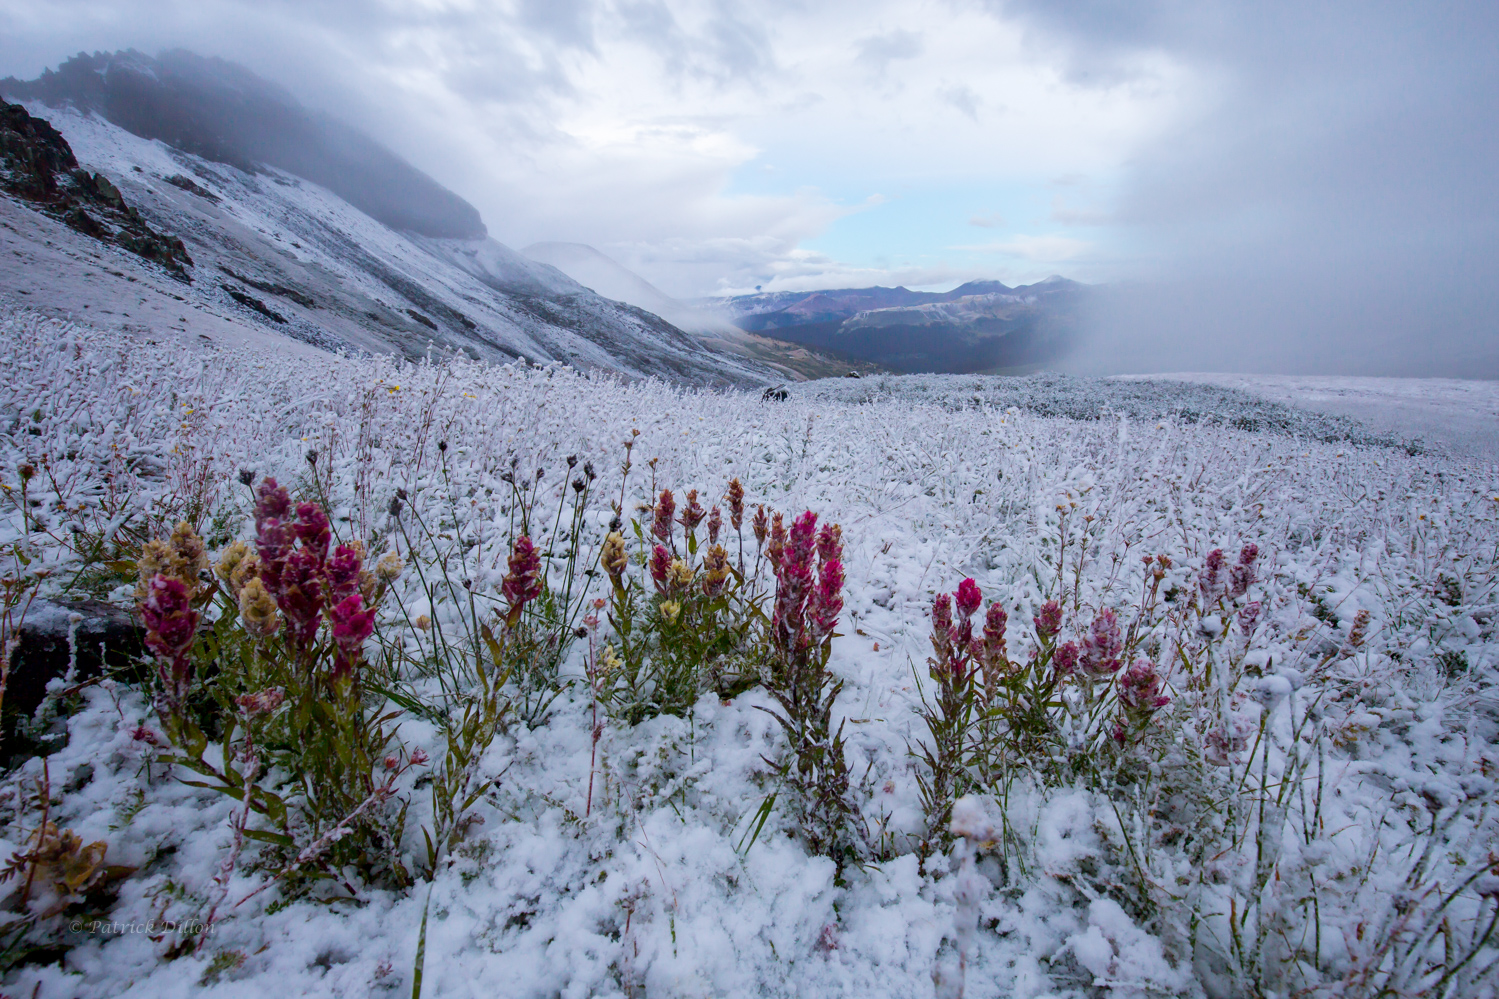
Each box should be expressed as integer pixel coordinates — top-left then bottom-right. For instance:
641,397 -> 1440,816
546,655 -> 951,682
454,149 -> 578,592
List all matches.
243,828 -> 296,848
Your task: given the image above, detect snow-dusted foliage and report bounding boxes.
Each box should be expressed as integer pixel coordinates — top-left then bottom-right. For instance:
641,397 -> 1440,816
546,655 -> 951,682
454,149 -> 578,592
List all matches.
0,306 -> 1496,998
800,372 -> 1423,451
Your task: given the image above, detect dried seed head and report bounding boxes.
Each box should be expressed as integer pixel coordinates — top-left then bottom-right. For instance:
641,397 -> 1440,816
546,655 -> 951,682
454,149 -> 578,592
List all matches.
652,489 -> 676,544
438,440 -> 448,453
726,478 -> 745,529
306,448 -> 319,466
678,489 -> 705,534
237,468 -> 255,487
1346,609 -> 1372,650
17,462 -> 36,482
751,505 -> 768,547
767,512 -> 786,569
572,477 -> 586,493
387,494 -> 404,517
707,506 -> 722,545
584,461 -> 597,481
566,454 -> 578,468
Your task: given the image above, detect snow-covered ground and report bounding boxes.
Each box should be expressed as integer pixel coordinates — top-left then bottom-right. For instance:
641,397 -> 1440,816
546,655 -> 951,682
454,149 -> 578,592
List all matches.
1,307 -> 1496,997
1129,373 -> 1499,462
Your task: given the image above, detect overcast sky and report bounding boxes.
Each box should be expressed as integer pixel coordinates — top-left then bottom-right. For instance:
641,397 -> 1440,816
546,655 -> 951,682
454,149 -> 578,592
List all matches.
3,1 -> 1495,375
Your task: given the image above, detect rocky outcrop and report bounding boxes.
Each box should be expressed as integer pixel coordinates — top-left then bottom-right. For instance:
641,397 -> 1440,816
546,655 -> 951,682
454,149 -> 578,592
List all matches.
3,50 -> 487,240
0,101 -> 193,279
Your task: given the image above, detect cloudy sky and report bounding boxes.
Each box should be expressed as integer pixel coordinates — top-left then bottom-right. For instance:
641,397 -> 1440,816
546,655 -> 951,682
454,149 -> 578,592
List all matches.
3,1 -> 1496,375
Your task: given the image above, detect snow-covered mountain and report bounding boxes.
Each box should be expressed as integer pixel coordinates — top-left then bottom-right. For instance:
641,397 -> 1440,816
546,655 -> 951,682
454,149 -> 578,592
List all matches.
0,61 -> 778,386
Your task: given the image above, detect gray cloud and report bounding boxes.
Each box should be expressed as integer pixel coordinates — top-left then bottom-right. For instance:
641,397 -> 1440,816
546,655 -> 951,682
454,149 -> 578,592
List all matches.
995,0 -> 1499,376
855,29 -> 923,74
938,83 -> 982,120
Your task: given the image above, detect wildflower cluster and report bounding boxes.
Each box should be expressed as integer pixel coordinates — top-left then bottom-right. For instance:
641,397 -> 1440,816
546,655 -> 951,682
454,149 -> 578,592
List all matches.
760,511 -> 857,869
600,480 -> 770,723
136,481 -> 413,897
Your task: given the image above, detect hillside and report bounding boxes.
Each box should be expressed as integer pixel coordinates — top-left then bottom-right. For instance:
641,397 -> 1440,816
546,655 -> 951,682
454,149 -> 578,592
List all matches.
0,97 -> 776,385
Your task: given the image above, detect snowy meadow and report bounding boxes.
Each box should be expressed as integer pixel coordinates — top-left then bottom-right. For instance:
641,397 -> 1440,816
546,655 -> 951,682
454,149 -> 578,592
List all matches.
1,307 -> 1497,998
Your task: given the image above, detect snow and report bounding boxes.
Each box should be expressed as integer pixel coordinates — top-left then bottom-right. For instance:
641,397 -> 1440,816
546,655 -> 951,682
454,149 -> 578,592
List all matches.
1125,372 -> 1499,461
0,305 -> 1495,997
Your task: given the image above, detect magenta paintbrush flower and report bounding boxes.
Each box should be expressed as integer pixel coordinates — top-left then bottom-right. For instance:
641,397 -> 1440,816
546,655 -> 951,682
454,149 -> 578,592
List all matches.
955,578 -> 982,620
1079,607 -> 1123,678
502,535 -> 543,623
1033,599 -> 1063,639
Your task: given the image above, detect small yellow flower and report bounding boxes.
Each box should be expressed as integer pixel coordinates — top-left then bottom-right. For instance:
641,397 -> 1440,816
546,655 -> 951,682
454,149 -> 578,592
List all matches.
413,614 -> 432,631
667,558 -> 694,589
375,552 -> 404,584
659,600 -> 681,624
601,532 -> 628,584
214,540 -> 251,584
239,578 -> 279,638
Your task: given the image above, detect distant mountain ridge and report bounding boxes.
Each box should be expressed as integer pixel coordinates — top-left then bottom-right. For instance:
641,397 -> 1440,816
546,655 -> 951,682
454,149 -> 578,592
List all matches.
708,277 -> 1087,374
2,50 -> 486,240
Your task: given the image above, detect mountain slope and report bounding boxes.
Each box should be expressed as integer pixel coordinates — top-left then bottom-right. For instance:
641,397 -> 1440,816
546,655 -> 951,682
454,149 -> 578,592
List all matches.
522,241 -> 881,381
2,50 -> 485,240
0,99 -> 773,385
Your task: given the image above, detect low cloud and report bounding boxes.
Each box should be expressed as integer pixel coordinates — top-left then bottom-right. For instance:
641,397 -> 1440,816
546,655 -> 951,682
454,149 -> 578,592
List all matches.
996,0 -> 1499,376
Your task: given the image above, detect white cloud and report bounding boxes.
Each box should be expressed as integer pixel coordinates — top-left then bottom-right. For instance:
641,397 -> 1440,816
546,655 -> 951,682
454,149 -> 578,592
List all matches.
0,0 -> 1192,297
952,234 -> 1094,261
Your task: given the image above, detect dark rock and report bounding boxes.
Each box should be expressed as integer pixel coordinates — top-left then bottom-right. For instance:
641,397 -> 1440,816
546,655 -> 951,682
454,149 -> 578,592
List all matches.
2,50 -> 488,240
217,265 -> 314,308
164,172 -> 220,203
0,101 -> 194,280
8,599 -> 144,718
222,284 -> 287,323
